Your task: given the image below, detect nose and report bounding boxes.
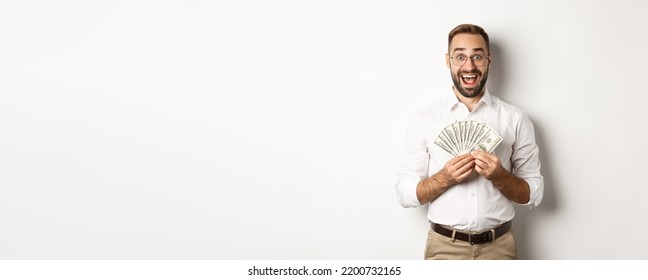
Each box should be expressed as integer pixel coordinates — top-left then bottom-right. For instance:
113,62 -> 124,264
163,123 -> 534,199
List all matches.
463,58 -> 477,70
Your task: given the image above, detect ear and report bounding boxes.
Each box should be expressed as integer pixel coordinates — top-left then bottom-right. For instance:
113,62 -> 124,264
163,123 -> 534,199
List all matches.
445,53 -> 451,68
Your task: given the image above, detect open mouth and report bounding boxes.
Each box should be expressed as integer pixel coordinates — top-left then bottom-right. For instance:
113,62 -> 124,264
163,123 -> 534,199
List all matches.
461,73 -> 479,87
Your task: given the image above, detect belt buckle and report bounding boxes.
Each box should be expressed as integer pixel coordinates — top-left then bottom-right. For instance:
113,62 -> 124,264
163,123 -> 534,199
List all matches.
468,234 -> 478,245
468,233 -> 476,245
468,231 -> 493,245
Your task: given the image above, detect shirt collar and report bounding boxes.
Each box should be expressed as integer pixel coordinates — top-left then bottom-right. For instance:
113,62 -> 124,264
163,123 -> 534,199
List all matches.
445,88 -> 494,111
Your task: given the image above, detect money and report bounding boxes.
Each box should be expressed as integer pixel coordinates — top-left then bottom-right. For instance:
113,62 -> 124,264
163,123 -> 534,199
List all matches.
434,120 -> 502,156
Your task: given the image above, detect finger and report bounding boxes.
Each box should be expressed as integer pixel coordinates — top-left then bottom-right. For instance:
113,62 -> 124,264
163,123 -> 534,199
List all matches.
470,150 -> 492,161
475,153 -> 496,168
455,158 -> 475,171
456,169 -> 473,182
455,160 -> 475,175
469,150 -> 483,157
474,164 -> 486,176
454,154 -> 475,167
449,153 -> 473,165
473,157 -> 488,169
457,161 -> 475,176
451,161 -> 474,177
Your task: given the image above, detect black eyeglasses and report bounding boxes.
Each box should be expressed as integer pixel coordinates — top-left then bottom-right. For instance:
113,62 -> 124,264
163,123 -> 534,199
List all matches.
450,54 -> 489,67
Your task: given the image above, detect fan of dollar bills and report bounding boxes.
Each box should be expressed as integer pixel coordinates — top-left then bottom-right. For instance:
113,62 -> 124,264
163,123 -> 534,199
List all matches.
434,120 -> 502,156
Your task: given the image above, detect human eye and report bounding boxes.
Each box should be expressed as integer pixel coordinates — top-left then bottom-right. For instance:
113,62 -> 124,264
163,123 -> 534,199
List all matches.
455,54 -> 467,61
472,54 -> 483,61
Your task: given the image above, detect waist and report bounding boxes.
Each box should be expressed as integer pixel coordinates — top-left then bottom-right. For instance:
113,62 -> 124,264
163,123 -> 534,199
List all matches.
426,192 -> 516,229
430,221 -> 512,245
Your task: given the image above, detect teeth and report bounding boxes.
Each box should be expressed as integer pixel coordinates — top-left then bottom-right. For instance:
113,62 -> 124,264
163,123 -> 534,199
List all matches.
462,75 -> 477,78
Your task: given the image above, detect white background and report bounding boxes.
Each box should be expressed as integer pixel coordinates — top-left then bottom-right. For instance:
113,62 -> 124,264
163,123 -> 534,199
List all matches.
1,0 -> 647,259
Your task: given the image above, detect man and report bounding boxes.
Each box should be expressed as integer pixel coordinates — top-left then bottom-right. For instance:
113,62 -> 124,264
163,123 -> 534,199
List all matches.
396,24 -> 543,260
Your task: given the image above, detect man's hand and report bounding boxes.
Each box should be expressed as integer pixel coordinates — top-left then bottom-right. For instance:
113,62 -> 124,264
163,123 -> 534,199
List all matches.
438,153 -> 475,186
471,150 -> 530,204
416,153 -> 475,204
471,150 -> 505,181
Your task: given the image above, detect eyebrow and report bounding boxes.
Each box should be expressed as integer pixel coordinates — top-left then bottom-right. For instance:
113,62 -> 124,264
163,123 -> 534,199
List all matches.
452,47 -> 486,53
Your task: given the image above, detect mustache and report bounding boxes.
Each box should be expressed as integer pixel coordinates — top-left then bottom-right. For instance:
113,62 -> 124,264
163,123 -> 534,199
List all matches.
458,70 -> 482,75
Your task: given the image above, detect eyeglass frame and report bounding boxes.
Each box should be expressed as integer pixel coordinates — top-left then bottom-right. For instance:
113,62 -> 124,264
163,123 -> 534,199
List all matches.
449,53 -> 490,67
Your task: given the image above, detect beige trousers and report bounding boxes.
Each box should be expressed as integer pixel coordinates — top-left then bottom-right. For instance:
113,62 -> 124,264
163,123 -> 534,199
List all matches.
424,229 -> 517,260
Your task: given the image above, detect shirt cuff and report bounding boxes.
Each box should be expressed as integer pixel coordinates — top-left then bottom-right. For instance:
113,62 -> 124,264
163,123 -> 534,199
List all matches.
521,177 -> 544,209
396,178 -> 423,208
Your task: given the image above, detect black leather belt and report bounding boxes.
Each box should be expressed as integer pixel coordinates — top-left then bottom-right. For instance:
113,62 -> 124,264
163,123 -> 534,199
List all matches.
431,221 -> 511,245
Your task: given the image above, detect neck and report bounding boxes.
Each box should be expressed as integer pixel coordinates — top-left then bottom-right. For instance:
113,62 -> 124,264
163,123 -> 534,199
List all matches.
453,86 -> 485,112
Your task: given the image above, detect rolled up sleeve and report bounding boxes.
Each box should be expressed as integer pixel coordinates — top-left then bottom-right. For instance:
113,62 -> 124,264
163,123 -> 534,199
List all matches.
511,112 -> 544,209
396,114 -> 429,208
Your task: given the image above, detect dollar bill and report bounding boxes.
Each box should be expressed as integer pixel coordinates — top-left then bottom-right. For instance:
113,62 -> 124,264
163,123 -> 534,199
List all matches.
434,120 -> 502,156
474,127 -> 502,153
434,135 -> 456,156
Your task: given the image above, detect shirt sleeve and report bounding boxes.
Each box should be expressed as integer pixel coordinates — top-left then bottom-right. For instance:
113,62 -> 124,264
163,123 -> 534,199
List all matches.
395,113 -> 429,208
511,111 -> 544,209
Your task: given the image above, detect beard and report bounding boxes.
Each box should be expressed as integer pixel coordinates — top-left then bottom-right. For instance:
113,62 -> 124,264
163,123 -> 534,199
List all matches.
451,69 -> 489,98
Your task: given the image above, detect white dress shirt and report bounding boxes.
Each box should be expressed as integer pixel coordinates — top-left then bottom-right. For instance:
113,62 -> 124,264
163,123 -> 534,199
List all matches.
396,89 -> 544,231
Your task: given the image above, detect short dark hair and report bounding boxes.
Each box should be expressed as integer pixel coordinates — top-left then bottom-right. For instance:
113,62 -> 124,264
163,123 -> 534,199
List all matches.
448,24 -> 490,53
